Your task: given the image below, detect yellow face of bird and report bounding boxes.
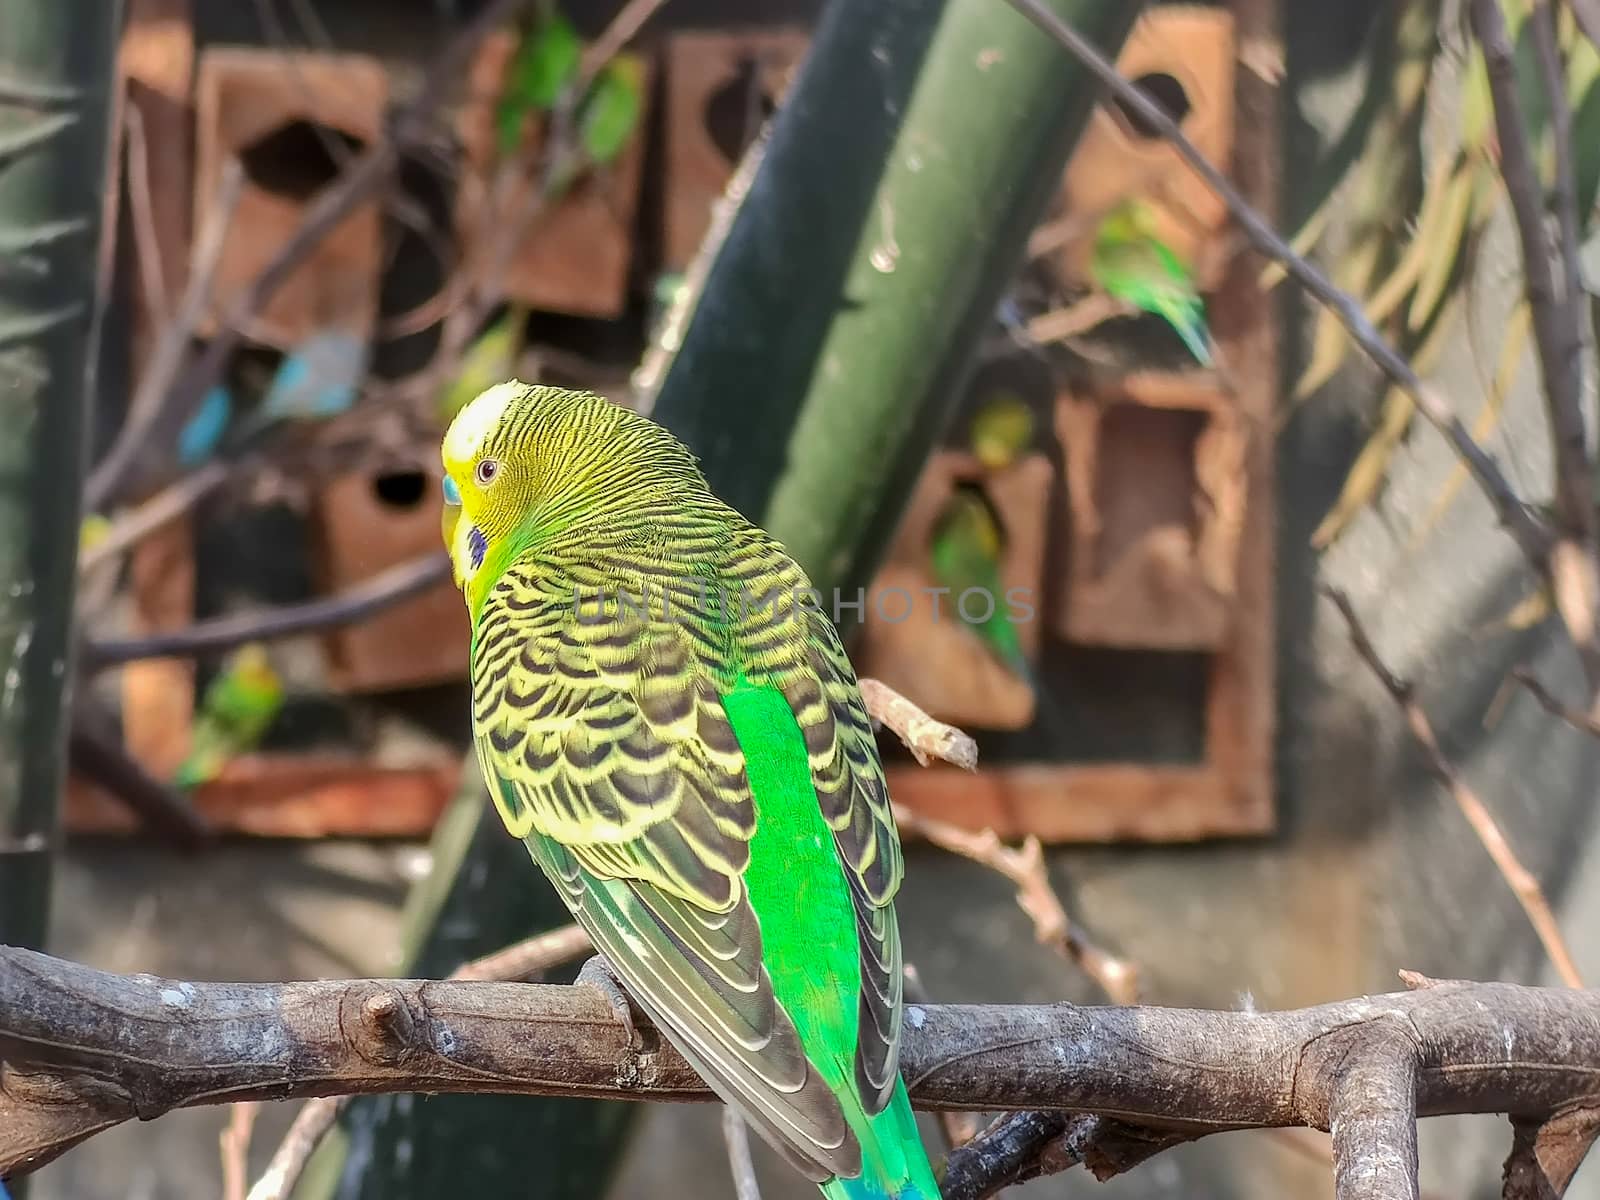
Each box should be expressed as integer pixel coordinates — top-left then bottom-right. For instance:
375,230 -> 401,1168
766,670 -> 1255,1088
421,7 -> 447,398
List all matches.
227,643 -> 280,691
440,381 -> 528,595
969,392 -> 1035,472
440,380 -> 710,616
1095,198 -> 1156,246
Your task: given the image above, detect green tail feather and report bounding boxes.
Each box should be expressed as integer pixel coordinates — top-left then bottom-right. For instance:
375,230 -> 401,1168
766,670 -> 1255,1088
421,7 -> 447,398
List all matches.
821,1079 -> 942,1200
1154,292 -> 1212,366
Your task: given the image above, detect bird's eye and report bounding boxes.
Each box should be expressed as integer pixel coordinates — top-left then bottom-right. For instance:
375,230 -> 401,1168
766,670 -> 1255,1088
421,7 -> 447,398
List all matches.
475,458 -> 498,485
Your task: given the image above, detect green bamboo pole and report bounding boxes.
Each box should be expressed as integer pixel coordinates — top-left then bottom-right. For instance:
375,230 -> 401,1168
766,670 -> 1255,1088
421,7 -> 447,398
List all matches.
0,6 -> 119,1197
651,0 -> 1138,605
0,1 -> 121,949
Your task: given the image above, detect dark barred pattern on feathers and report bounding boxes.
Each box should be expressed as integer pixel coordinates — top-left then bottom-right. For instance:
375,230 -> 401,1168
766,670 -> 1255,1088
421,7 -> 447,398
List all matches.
464,386 -> 907,1178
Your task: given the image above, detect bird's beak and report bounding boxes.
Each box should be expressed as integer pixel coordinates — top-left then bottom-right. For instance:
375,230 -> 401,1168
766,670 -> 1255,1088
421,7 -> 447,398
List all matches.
440,475 -> 463,587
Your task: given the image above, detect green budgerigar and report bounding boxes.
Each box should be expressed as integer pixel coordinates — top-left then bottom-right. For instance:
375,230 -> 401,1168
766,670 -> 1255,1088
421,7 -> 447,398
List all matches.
1091,199 -> 1212,365
441,384 -> 940,1200
172,643 -> 284,789
928,484 -> 1028,680
966,389 -> 1036,473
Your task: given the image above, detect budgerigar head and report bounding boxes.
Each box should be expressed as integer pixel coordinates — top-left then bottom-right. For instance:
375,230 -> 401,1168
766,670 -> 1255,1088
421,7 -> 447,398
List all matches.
440,382 -> 707,615
968,390 -> 1035,472
227,643 -> 278,688
1094,198 -> 1159,248
207,642 -> 282,710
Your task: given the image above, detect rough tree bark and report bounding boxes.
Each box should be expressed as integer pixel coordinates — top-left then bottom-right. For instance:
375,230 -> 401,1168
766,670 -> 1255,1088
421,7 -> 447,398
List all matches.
2,951 -> 1598,1200
0,0 -> 120,949
292,771 -> 633,1200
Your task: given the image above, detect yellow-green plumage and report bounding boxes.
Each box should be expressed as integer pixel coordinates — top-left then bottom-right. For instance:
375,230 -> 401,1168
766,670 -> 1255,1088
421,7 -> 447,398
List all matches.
172,643 -> 284,789
1091,199 -> 1212,366
441,383 -> 939,1199
966,390 -> 1035,472
929,484 -> 1027,678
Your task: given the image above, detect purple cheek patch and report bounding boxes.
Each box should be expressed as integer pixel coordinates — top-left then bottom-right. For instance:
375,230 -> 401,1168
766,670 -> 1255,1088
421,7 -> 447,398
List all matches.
468,526 -> 487,571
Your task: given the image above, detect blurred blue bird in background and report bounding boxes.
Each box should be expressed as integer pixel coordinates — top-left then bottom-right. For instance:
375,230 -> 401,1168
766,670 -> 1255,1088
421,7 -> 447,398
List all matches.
239,329 -> 367,440
175,330 -> 368,465
177,384 -> 234,466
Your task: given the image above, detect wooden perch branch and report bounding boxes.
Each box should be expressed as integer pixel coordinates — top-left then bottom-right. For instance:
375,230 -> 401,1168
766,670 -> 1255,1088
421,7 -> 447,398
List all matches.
1324,1019 -> 1420,1200
4,947 -> 1599,1198
244,922 -> 590,1200
1503,1108 -> 1600,1200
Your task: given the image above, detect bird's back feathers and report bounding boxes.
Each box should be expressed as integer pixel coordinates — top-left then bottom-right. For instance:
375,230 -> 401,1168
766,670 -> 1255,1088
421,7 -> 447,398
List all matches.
450,384 -> 938,1197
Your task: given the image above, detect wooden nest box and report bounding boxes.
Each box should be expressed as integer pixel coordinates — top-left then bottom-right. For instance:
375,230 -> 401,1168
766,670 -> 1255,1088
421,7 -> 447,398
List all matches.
195,47 -> 388,343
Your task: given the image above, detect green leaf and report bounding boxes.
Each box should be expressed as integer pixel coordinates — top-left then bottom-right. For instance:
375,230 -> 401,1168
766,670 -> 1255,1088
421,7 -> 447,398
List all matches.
495,12 -> 582,156
577,53 -> 644,167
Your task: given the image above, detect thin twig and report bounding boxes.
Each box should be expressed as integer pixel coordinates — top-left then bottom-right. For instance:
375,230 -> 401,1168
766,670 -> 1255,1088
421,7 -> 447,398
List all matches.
1323,587 -> 1584,988
245,923 -> 590,1200
855,679 -> 1135,1002
892,805 -> 1139,1005
1510,667 -> 1600,738
122,103 -> 171,329
449,922 -> 591,982
999,0 -> 1552,568
576,0 -> 671,89
858,677 -> 979,770
85,160 -> 243,520
67,701 -> 213,850
398,0 -> 665,414
723,1108 -> 762,1200
244,1101 -> 335,1200
1471,0 -> 1600,694
83,551 -> 451,670
220,1101 -> 258,1200
1024,294 -> 1134,344
1529,2 -> 1587,332
79,460 -> 230,573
